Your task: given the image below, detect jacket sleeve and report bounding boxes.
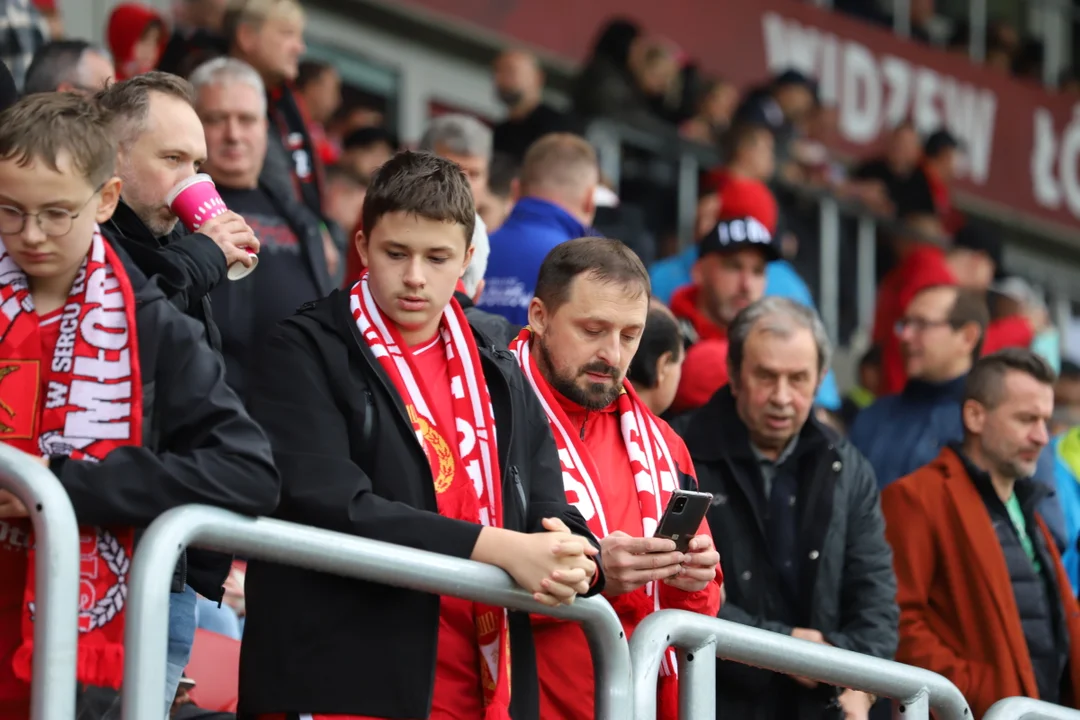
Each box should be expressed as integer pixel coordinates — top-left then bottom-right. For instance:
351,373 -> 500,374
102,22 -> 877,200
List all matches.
521,381 -> 605,597
159,232 -> 227,312
50,301 -> 280,527
822,448 -> 899,660
882,480 -> 996,701
246,321 -> 485,561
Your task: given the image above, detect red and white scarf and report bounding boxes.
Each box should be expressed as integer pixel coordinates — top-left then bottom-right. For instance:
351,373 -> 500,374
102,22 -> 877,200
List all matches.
349,271 -> 511,719
0,227 -> 141,691
509,327 -> 681,676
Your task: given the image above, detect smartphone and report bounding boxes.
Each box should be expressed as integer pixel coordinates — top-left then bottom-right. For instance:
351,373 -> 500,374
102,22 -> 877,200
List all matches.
654,489 -> 713,552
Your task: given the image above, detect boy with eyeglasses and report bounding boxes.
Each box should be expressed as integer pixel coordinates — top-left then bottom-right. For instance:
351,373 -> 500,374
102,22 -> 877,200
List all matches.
0,92 -> 279,719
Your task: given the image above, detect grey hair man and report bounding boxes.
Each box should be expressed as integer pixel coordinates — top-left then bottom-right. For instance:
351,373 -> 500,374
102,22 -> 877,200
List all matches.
674,296 -> 898,720
420,114 -> 494,302
23,39 -> 114,95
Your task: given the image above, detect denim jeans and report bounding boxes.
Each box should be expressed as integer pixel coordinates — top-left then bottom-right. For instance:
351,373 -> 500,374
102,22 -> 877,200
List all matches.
164,585 -> 198,715
100,584 -> 198,720
195,593 -> 243,640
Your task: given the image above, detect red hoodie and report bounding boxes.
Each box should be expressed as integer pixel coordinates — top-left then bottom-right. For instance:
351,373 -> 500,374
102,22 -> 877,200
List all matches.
107,3 -> 168,81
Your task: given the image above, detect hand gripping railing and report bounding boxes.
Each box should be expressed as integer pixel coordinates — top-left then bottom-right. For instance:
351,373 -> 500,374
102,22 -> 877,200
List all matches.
629,609 -> 972,720
121,504 -> 633,719
0,443 -> 81,720
985,698 -> 1080,720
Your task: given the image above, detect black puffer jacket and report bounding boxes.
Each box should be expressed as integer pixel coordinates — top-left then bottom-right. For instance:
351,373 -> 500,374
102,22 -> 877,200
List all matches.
238,290 -> 603,719
673,387 -> 899,720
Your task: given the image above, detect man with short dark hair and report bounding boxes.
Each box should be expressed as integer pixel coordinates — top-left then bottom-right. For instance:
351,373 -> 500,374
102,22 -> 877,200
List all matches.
480,133 -> 600,326
95,71 -> 259,350
23,39 -> 114,95
491,49 -> 576,162
884,348 -> 1080,716
675,296 -> 897,720
510,237 -> 721,720
239,150 -> 602,719
627,303 -> 685,417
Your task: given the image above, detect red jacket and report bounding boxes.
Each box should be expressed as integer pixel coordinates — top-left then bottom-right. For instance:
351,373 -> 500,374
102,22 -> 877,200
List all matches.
883,448 -> 1080,716
532,396 -> 722,720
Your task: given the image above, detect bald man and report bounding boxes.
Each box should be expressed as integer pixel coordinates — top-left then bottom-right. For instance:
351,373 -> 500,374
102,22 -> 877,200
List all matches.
493,49 -> 578,161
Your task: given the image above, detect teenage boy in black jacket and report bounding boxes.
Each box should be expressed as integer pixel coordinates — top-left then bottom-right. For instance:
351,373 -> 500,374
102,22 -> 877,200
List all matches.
238,150 -> 603,720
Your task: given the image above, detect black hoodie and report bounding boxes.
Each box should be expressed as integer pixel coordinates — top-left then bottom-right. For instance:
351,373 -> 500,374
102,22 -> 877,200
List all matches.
238,289 -> 602,718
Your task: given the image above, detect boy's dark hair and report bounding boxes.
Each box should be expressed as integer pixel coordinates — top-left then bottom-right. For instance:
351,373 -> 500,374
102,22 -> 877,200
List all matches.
627,307 -> 683,389
361,150 -> 475,246
534,237 -> 650,314
722,121 -> 771,164
296,59 -> 333,90
343,126 -> 399,153
0,93 -> 116,187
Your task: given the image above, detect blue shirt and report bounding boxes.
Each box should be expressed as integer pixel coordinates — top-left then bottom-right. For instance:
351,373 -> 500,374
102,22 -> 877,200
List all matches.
478,197 -> 592,326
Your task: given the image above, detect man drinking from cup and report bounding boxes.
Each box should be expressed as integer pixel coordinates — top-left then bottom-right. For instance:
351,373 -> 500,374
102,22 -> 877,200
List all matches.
95,71 -> 260,351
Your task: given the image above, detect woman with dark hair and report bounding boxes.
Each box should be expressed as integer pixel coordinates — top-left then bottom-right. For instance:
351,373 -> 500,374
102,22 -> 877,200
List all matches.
627,301 -> 686,416
570,17 -> 641,120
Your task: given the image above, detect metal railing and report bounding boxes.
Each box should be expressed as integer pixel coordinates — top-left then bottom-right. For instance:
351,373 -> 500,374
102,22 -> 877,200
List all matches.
629,609 -> 972,720
0,443 -> 81,720
121,504 -> 633,719
985,698 -> 1080,720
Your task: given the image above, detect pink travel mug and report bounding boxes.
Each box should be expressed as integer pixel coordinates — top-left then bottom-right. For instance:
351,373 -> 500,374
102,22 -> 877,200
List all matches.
166,173 -> 258,281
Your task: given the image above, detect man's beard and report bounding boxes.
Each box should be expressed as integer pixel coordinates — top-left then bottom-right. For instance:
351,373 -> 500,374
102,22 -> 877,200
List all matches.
536,336 -> 622,411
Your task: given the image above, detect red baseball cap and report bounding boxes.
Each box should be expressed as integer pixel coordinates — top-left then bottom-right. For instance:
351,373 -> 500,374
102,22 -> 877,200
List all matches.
718,177 -> 778,234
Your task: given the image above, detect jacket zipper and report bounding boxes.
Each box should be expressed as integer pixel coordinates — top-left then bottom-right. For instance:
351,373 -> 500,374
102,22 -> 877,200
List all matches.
510,466 -> 526,510
579,412 -> 589,441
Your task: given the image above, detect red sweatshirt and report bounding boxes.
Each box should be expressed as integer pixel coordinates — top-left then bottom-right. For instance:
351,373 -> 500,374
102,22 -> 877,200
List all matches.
533,392 -> 722,720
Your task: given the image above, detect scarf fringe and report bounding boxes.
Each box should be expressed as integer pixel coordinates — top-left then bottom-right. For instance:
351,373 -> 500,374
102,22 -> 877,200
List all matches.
13,640 -> 124,689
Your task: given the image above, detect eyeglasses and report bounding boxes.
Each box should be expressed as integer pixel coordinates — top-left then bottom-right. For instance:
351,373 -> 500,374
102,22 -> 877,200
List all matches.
0,184 -> 104,238
895,317 -> 952,336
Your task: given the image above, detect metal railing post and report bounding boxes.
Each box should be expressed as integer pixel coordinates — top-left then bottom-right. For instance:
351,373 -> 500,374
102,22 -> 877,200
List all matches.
122,505 -> 632,720
897,688 -> 930,720
677,639 -> 716,720
630,610 -> 970,720
984,697 -> 1080,720
856,214 -> 877,334
0,443 -> 81,720
819,197 -> 841,341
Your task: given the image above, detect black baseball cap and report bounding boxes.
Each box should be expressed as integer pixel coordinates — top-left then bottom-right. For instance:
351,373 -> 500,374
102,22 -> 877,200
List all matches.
924,129 -> 962,158
773,69 -> 820,103
698,216 -> 780,262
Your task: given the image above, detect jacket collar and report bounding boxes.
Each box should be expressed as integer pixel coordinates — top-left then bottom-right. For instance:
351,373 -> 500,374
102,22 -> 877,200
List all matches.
505,197 -> 589,238
106,199 -> 161,246
681,385 -> 827,464
901,373 -> 967,402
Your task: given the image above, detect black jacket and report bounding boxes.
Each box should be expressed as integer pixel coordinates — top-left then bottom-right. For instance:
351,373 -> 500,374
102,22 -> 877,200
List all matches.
237,290 -> 602,719
49,241 -> 279,596
674,387 -> 899,720
101,200 -> 226,352
455,290 -> 519,349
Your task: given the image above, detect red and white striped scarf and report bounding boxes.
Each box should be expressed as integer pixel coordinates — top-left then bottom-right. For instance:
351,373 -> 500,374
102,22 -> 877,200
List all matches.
509,326 -> 681,676
0,227 -> 140,692
349,271 -> 511,718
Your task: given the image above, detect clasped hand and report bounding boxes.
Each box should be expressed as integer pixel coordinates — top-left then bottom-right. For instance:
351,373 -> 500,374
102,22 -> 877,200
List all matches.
504,518 -> 598,608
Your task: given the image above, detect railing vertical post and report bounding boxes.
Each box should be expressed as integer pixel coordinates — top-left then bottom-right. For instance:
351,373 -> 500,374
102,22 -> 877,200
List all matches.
677,152 -> 699,251
0,443 -> 81,720
968,0 -> 986,63
893,0 -> 911,37
587,124 -> 623,192
856,214 -> 877,334
896,689 -> 930,720
678,639 -> 716,720
818,197 -> 841,341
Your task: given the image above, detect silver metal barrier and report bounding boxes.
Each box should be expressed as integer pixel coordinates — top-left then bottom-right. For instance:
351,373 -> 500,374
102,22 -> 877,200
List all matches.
0,442 -> 81,720
629,609 -> 972,720
985,698 -> 1080,720
121,505 -> 633,719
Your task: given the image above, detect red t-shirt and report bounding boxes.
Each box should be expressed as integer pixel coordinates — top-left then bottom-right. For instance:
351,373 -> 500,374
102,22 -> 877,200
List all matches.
0,308 -> 61,718
257,335 -> 485,720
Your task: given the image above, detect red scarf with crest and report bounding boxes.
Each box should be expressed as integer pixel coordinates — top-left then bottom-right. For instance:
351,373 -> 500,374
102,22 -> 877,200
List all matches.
349,271 -> 511,719
509,326 -> 682,677
0,228 -> 140,694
